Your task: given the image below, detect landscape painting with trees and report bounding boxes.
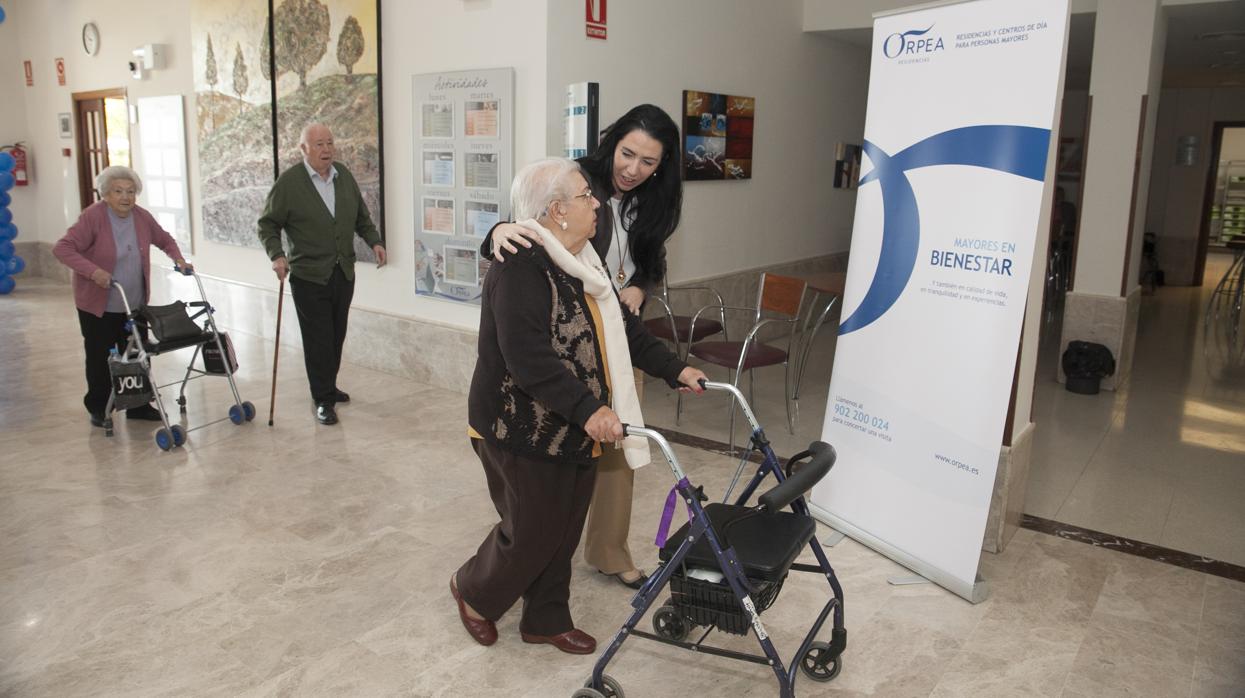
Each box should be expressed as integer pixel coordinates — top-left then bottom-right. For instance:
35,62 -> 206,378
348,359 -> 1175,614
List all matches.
192,0 -> 383,257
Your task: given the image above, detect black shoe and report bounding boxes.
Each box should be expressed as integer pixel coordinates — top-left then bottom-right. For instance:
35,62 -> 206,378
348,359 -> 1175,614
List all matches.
89,412 -> 106,428
126,404 -> 163,421
316,402 -> 338,425
599,569 -> 648,590
332,389 -> 351,403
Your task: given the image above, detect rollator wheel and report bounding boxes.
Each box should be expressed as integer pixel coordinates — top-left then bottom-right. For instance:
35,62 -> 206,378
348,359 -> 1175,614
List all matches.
574,673 -> 624,698
241,401 -> 256,422
799,641 -> 842,682
229,404 -> 244,425
154,427 -> 173,451
652,605 -> 690,642
170,425 -> 186,447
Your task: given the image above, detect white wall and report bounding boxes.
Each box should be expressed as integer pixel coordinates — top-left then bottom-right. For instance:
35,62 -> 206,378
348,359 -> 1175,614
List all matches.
1219,127 -> 1245,161
1074,0 -> 1162,296
1145,86 -> 1245,285
546,0 -> 870,284
8,0 -> 548,331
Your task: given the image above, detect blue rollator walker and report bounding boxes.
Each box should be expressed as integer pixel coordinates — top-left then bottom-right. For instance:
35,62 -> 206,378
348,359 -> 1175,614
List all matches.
103,265 -> 255,450
575,380 -> 846,698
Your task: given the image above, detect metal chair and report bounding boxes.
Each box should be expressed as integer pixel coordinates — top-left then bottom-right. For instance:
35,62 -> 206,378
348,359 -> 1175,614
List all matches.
643,277 -> 727,359
686,272 -> 807,449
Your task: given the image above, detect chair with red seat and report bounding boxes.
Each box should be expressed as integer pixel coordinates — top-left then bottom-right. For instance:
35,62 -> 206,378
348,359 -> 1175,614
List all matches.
686,272 -> 806,449
643,277 -> 727,359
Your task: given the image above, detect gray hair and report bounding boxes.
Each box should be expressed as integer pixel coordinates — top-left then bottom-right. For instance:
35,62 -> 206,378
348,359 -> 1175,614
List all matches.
300,122 -> 332,146
510,158 -> 584,221
95,165 -> 143,195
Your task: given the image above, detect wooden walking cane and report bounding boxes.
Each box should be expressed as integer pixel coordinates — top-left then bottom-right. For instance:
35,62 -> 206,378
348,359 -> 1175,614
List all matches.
268,278 -> 285,426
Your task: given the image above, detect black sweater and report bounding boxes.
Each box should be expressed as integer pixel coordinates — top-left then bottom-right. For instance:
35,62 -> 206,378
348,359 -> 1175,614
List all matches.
468,246 -> 685,465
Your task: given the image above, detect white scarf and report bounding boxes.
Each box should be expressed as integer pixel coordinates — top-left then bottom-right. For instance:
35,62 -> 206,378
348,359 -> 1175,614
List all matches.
517,219 -> 650,469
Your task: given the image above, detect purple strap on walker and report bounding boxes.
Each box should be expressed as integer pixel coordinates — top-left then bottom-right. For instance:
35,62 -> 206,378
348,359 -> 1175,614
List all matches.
654,477 -> 692,548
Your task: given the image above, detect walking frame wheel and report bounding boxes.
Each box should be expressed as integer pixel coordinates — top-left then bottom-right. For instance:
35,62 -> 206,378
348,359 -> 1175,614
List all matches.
799,641 -> 842,682
572,673 -> 624,698
652,604 -> 691,642
170,424 -> 186,447
154,427 -> 173,451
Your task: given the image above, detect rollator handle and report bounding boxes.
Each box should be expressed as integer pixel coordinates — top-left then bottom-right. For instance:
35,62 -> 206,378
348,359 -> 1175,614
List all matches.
173,263 -> 194,276
758,441 -> 836,512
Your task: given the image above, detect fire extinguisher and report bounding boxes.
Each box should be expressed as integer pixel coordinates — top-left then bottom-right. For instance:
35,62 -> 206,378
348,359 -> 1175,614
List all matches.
9,143 -> 30,186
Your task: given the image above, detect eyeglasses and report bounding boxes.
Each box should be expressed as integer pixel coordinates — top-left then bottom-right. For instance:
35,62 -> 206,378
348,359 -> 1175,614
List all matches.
569,189 -> 593,203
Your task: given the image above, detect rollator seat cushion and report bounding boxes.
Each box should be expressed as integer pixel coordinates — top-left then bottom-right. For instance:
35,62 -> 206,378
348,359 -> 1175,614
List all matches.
142,331 -> 217,355
137,302 -> 215,354
658,502 -> 816,582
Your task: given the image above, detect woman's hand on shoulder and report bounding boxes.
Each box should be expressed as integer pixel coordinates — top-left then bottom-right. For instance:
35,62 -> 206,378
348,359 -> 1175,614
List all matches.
491,223 -> 544,262
584,405 -> 624,444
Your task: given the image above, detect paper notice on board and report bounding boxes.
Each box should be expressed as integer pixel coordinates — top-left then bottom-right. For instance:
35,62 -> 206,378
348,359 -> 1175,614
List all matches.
422,103 -> 454,138
465,100 -> 499,137
423,150 -> 455,187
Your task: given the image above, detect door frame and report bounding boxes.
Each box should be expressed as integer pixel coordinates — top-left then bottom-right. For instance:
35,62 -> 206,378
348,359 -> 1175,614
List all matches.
72,87 -> 128,211
1194,120 -> 1245,286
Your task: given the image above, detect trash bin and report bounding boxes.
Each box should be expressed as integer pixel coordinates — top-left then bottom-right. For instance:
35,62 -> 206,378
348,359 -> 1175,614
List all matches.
1062,341 -> 1115,395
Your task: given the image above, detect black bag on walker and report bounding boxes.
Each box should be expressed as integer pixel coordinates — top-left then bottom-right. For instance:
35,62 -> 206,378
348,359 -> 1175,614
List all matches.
138,302 -> 204,344
108,355 -> 154,410
202,333 -> 238,375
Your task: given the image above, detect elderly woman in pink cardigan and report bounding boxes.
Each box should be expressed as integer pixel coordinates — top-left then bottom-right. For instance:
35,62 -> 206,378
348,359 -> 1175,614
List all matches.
53,165 -> 191,427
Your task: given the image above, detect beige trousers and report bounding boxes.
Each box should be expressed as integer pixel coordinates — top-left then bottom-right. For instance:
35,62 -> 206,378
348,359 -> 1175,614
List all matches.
583,369 -> 645,574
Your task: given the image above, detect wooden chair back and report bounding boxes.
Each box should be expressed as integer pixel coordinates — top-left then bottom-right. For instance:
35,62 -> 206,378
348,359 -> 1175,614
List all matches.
758,273 -> 806,318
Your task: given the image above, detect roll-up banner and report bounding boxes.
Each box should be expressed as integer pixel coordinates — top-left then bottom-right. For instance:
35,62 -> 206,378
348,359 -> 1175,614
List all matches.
812,0 -> 1070,603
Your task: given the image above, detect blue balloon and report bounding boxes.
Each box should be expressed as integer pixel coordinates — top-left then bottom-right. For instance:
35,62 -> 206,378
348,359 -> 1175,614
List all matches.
7,256 -> 24,275
0,276 -> 13,295
0,240 -> 13,259
0,172 -> 13,191
0,209 -> 11,226
0,224 -> 15,241
0,191 -> 9,207
0,152 -> 12,172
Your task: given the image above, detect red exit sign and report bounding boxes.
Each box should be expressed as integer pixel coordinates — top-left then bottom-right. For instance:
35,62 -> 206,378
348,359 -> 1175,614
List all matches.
586,0 -> 606,40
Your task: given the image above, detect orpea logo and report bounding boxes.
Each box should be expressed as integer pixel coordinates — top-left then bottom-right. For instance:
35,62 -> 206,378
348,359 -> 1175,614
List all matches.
882,25 -> 945,59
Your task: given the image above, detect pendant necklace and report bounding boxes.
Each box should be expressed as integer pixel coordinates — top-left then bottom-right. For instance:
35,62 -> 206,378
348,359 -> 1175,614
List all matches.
614,224 -> 629,284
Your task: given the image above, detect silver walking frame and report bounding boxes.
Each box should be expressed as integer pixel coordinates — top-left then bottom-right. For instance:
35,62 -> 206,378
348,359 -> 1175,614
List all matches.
104,266 -> 255,450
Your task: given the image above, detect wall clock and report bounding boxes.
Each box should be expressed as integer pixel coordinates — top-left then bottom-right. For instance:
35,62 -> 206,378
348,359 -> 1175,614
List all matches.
82,22 -> 100,56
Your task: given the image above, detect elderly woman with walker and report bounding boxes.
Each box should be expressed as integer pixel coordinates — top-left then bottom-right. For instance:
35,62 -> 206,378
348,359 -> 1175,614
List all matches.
53,165 -> 192,427
484,104 -> 685,590
453,157 -> 706,654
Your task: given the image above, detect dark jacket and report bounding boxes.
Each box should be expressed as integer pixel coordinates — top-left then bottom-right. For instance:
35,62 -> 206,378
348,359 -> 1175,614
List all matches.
468,246 -> 685,466
481,164 -> 668,296
257,161 -> 382,284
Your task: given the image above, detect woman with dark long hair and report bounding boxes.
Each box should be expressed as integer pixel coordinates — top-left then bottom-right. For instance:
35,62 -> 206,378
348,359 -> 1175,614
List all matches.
483,104 -> 684,590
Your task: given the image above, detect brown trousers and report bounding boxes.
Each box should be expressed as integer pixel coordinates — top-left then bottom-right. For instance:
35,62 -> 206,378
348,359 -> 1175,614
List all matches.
456,438 -> 597,636
583,370 -> 644,575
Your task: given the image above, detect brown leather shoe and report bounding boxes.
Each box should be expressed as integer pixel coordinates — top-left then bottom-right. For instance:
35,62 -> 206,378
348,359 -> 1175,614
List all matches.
520,628 -> 597,654
450,576 -> 496,646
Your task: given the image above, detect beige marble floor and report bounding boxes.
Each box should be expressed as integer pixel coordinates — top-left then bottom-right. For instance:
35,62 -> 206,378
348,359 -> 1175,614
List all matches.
2,276 -> 1243,697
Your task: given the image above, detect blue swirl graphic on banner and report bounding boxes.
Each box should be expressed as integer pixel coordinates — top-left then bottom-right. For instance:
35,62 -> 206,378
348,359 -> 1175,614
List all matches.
838,125 -> 1051,336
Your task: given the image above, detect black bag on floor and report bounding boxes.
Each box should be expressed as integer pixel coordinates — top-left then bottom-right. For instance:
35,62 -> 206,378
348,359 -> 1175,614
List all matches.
201,333 -> 238,375
108,354 -> 154,410
1062,341 -> 1115,395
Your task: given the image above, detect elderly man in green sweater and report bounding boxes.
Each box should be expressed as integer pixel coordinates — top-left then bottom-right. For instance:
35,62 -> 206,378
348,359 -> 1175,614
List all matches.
258,123 -> 386,425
